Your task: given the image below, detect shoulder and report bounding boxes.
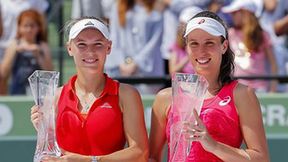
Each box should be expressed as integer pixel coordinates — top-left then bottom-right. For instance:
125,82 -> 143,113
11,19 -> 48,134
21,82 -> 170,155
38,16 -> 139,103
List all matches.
153,87 -> 172,117
155,87 -> 172,104
118,83 -> 142,111
233,83 -> 261,114
119,83 -> 140,97
234,83 -> 256,100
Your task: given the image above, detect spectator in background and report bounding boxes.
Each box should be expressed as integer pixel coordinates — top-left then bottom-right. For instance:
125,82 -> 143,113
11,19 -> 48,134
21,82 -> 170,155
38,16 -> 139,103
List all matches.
0,0 -> 49,95
101,0 -> 116,23
168,6 -> 202,75
71,0 -> 104,20
222,0 -> 278,92
105,0 -> 164,94
0,9 -> 53,95
258,0 -> 288,92
71,0 -> 116,24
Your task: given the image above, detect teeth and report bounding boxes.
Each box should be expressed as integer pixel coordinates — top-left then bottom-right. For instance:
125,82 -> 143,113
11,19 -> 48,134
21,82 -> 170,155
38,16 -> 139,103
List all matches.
196,58 -> 210,64
83,59 -> 97,63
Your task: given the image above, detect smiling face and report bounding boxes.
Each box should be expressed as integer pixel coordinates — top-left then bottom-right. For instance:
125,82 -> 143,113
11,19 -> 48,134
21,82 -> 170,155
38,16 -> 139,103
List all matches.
186,29 -> 228,78
67,28 -> 112,74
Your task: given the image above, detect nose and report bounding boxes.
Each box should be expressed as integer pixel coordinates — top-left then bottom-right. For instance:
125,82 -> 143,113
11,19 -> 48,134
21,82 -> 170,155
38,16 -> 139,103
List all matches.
87,45 -> 97,55
199,44 -> 206,54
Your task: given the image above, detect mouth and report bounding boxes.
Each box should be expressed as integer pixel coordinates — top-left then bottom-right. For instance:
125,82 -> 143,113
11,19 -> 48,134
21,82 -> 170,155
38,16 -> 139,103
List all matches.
82,58 -> 98,63
196,58 -> 211,65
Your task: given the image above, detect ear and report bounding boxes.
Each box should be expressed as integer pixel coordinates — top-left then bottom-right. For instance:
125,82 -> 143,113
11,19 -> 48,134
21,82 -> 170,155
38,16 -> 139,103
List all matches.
106,40 -> 112,55
221,39 -> 228,55
66,42 -> 73,56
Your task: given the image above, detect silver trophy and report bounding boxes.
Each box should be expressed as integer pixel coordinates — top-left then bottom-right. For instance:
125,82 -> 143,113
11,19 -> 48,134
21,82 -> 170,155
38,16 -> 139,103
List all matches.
170,73 -> 208,162
28,70 -> 61,162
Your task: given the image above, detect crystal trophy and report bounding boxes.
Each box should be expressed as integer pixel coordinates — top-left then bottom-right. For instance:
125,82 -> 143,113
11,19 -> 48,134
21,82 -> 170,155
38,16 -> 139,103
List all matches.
170,73 -> 208,162
28,70 -> 61,162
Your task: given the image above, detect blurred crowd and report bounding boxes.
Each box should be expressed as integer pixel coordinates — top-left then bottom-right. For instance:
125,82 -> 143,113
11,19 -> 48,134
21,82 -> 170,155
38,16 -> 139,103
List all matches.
0,0 -> 287,95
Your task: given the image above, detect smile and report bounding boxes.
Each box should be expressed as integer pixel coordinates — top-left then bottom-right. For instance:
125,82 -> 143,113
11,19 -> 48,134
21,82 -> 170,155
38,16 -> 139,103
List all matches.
82,58 -> 98,63
196,58 -> 211,64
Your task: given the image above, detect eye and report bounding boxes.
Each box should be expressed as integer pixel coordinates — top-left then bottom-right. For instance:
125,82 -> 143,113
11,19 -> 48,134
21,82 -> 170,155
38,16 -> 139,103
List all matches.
77,43 -> 86,48
189,42 -> 199,47
94,42 -> 103,47
205,41 -> 215,46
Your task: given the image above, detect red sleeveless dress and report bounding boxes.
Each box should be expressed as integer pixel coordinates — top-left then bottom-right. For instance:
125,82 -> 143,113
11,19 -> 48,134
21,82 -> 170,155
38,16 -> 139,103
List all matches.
56,75 -> 126,156
166,80 -> 243,162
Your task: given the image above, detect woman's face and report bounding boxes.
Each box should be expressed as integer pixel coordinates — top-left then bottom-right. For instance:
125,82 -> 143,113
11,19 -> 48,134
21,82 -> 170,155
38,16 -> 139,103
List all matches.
186,29 -> 228,77
19,17 -> 39,41
67,28 -> 112,73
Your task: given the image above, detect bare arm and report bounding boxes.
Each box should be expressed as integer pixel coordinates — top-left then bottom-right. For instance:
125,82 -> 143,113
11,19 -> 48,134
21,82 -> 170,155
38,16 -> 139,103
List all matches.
1,40 -> 18,79
149,88 -> 172,162
97,83 -> 149,162
209,84 -> 270,162
264,44 -> 278,92
274,15 -> 288,36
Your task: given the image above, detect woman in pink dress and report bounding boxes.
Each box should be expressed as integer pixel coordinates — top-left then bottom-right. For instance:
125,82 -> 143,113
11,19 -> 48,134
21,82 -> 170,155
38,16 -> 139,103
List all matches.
222,0 -> 278,92
149,10 -> 270,162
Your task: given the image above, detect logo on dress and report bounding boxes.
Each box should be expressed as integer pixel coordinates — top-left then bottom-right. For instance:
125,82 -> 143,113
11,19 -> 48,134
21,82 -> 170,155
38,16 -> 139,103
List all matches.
198,19 -> 205,24
100,102 -> 112,108
219,96 -> 231,106
84,21 -> 94,26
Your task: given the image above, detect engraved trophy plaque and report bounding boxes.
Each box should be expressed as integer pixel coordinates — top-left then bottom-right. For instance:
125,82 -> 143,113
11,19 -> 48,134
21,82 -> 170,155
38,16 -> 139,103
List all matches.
28,70 -> 61,162
170,73 -> 208,162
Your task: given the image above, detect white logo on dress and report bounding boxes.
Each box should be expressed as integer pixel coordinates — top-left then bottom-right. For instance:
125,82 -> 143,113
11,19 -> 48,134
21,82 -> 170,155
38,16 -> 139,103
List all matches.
219,96 -> 231,106
100,102 -> 112,108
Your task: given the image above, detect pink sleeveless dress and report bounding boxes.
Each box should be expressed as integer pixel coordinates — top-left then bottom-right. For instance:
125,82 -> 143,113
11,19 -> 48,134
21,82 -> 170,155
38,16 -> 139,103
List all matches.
166,80 -> 243,162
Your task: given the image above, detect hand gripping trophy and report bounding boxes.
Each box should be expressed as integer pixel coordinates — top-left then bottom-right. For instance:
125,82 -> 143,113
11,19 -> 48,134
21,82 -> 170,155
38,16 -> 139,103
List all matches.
170,73 -> 208,162
28,70 -> 61,162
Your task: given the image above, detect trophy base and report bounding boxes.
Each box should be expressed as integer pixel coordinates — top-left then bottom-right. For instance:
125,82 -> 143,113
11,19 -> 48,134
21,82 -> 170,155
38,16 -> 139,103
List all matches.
34,152 -> 61,162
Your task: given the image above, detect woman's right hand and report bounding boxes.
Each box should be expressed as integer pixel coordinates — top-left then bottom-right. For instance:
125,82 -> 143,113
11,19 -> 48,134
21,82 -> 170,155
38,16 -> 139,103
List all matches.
30,105 -> 42,131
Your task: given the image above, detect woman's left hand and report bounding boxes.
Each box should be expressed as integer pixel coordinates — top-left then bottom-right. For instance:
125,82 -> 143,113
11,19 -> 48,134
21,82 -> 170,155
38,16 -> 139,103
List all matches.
41,151 -> 90,162
183,109 -> 218,152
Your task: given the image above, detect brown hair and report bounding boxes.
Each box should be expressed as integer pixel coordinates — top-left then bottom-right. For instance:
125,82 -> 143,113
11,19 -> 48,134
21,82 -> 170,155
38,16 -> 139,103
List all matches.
118,0 -> 155,27
242,10 -> 263,52
16,9 -> 47,42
